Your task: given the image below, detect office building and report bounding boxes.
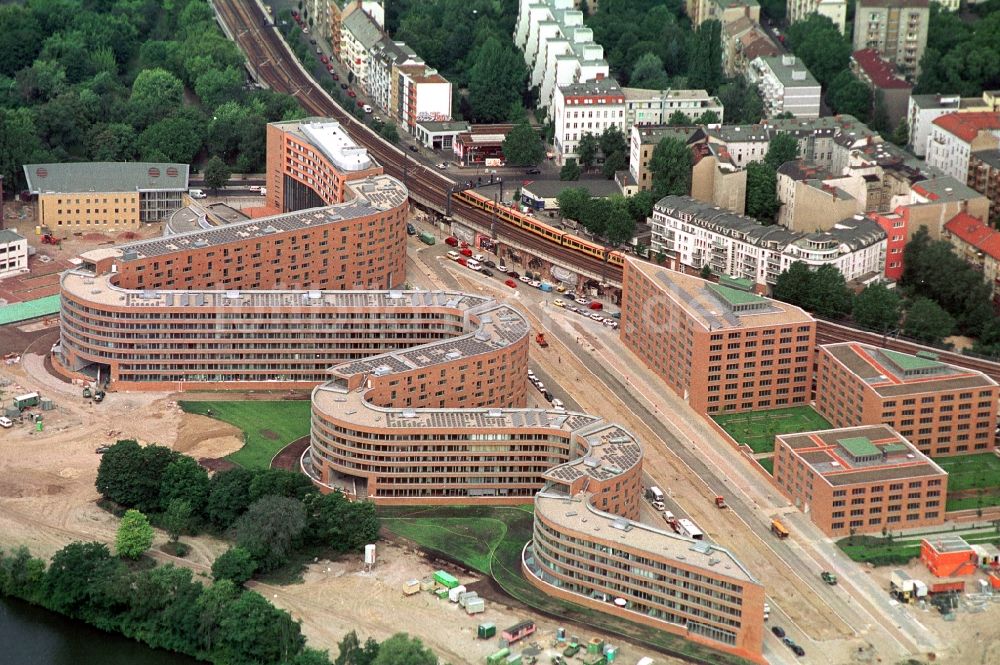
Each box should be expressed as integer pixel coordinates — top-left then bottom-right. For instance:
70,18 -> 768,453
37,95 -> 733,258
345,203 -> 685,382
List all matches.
814,342 -> 999,456
23,162 -> 189,232
0,230 -> 28,280
774,425 -> 948,536
621,257 -> 815,415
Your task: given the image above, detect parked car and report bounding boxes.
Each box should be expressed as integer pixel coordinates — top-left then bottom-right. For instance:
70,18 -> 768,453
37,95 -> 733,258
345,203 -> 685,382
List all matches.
363,104 -> 372,113
484,260 -> 496,268
497,263 -> 508,272
771,626 -> 785,639
95,445 -> 111,454
445,236 -> 459,246
519,275 -> 531,283
552,299 -> 565,308
436,162 -> 448,170
563,292 -> 576,300
556,284 -> 566,293
0,416 -> 12,428
480,268 -> 494,277
525,168 -> 541,174
589,313 -> 603,321
340,83 -> 348,89
409,145 -> 418,152
332,72 -> 339,80
447,250 -> 460,260
588,301 -> 603,310
321,55 -> 329,64
506,271 -> 520,278
460,248 -> 473,257
575,297 -> 589,305
347,90 -> 356,98
505,279 -> 517,288
457,258 -> 468,266
473,253 -> 485,262
326,64 -> 334,72
406,223 -> 416,235
792,645 -> 805,657
529,280 -> 541,288
610,311 -> 621,319
356,100 -> 365,107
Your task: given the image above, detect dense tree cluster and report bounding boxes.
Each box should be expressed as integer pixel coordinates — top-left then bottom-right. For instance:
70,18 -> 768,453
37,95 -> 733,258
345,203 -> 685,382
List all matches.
0,0 -> 303,190
917,3 -> 1000,97
773,263 -> 854,319
744,134 -> 799,223
502,119 -> 546,166
96,440 -> 379,578
648,136 -> 693,199
556,188 -> 653,247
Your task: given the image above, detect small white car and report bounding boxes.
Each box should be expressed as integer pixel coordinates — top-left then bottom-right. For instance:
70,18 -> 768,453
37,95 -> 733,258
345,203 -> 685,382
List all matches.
497,264 -> 508,272
589,313 -> 603,321
0,416 -> 13,428
447,250 -> 460,260
551,398 -> 564,409
473,254 -> 485,262
529,280 -> 542,288
519,275 -> 531,283
535,382 -> 545,391
363,104 -> 372,113
436,162 -> 448,170
575,297 -> 589,305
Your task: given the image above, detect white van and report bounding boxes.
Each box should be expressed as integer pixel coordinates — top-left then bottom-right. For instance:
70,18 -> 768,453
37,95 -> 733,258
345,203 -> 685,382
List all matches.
467,259 -> 481,270
189,188 -> 207,199
551,398 -> 564,409
447,250 -> 460,260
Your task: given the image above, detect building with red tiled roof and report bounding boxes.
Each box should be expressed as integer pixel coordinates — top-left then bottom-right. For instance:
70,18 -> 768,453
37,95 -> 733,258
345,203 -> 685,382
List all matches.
968,148 -> 1000,218
926,112 -> 1000,181
851,49 -> 912,128
943,211 -> 1000,308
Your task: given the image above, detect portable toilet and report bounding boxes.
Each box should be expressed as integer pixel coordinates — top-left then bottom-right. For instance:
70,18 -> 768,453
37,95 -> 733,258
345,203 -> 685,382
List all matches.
478,623 -> 497,640
36,420 -> 43,432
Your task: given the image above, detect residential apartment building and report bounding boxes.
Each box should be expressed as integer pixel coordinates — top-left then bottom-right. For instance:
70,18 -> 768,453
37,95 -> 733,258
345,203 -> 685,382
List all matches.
814,342 -> 999,456
722,16 -> 780,78
0,230 -> 28,280
787,0 -> 847,33
367,38 -> 420,115
967,149 -> 1000,218
747,55 -> 821,119
649,196 -> 887,287
395,64 -> 452,133
514,0 -> 610,115
265,118 -> 383,213
340,3 -> 383,89
852,0 -> 930,78
691,143 -> 748,215
925,112 -> 1000,182
622,87 -> 724,128
868,207 -> 910,280
552,78 -> 626,165
773,425 -> 948,537
23,162 -> 189,232
907,92 -> 1000,157
626,125 -> 701,193
621,257 -> 816,415
943,211 -> 1000,308
776,161 -> 859,231
851,49 -> 912,129
688,0 -> 761,26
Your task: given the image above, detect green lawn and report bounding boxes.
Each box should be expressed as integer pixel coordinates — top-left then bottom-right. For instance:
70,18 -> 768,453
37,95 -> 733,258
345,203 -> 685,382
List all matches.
758,457 -> 774,475
934,453 -> 1000,492
712,406 -> 832,454
379,505 -> 755,665
839,530 -> 1000,565
179,400 -> 312,469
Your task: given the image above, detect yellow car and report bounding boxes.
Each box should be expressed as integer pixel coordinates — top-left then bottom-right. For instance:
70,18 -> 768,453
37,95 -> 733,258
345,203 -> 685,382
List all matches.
556,284 -> 567,293
552,299 -> 565,308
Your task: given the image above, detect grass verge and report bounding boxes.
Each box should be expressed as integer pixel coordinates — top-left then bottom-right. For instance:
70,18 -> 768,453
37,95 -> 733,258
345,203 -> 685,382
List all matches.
179,400 -> 312,469
935,453 -> 1000,492
379,505 -> 753,665
757,457 -> 774,475
838,530 -> 1000,565
712,406 -> 831,454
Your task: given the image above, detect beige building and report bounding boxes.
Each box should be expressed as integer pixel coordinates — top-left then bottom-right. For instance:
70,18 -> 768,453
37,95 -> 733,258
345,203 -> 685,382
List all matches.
853,0 -> 929,78
691,143 -> 747,214
787,0 -> 847,32
776,161 -> 858,231
722,16 -> 780,77
24,162 -> 189,232
626,125 -> 701,193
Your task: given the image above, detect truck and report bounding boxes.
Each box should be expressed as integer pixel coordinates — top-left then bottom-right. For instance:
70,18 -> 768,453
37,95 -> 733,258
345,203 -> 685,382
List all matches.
677,518 -> 704,540
535,332 -> 549,348
645,486 -> 665,511
820,571 -> 838,585
770,519 -> 790,539
889,570 -> 925,602
418,231 -> 436,245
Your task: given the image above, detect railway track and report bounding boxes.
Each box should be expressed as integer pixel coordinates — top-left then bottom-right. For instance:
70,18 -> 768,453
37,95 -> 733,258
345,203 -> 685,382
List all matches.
214,0 -> 1000,377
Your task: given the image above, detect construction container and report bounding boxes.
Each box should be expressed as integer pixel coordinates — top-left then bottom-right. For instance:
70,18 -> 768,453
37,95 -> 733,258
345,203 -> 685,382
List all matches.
435,588 -> 449,600
477,623 -> 497,640
448,584 -> 467,602
486,648 -> 510,665
5,407 -> 20,419
502,621 -> 536,644
505,653 -> 522,665
434,570 -> 459,589
419,577 -> 435,591
402,579 -> 420,596
13,392 -> 40,410
466,598 -> 485,614
602,645 -> 617,662
458,591 -> 478,607
587,637 -> 604,654
40,398 -> 53,411
556,627 -> 565,641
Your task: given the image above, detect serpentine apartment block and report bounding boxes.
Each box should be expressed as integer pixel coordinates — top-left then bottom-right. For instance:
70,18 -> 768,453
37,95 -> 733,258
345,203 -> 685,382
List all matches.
54,118 -> 764,662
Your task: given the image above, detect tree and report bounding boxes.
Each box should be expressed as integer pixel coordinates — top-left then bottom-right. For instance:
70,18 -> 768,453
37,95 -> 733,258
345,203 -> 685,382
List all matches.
601,150 -> 628,179
700,264 -> 712,279
903,297 -> 955,344
649,136 -> 693,198
605,198 -> 636,247
211,547 -> 257,585
138,113 -> 205,164
577,132 -> 599,169
87,122 -> 137,161
853,283 -> 902,332
806,265 -> 854,319
467,37 -> 526,123
626,190 -> 655,222
556,187 -> 591,221
96,440 -> 181,513
44,541 -> 122,617
334,630 -> 379,665
628,52 -> 669,89
826,71 -> 873,121
890,119 -> 909,147
599,125 -> 627,159
0,107 -> 42,189
560,158 -> 581,181
378,122 -> 399,144
502,119 -> 545,166
687,20 -> 723,92
0,5 -> 43,77
234,496 -> 307,573
745,163 -> 779,222
160,456 -> 210,513
785,14 -> 851,87
717,77 -> 764,124
303,492 -> 379,552
205,467 -> 254,529
163,499 -> 193,543
247,468 -> 315,503
217,590 -> 306,664
128,68 -> 184,127
116,509 -> 154,560
372,633 -> 437,665
203,156 -> 231,193
667,110 -> 689,126
194,66 -> 244,111
696,110 -> 720,124
16,59 -> 67,103
764,133 -> 800,170
772,261 -> 814,308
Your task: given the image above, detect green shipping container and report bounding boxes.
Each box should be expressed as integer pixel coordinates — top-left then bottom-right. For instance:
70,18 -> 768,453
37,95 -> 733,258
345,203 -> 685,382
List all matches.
419,232 -> 436,245
486,648 -> 510,665
433,570 -> 459,588
478,623 -> 497,639
435,588 -> 449,599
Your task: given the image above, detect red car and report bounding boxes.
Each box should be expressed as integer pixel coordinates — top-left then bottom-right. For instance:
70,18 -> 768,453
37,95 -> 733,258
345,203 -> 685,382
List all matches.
460,248 -> 473,257
347,90 -> 356,98
457,258 -> 468,267
588,301 -> 603,310
445,236 -> 459,246
459,241 -> 469,249
356,100 -> 364,107
505,279 -> 518,288
321,55 -> 329,64
332,72 -> 339,80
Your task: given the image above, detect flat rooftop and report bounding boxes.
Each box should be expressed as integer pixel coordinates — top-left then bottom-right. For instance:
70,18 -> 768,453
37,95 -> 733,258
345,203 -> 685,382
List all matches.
24,162 -> 189,194
777,425 -> 947,486
278,118 -> 374,172
822,342 -> 997,396
533,493 -> 756,583
627,257 -> 813,331
543,421 -> 642,485
922,535 -> 973,554
84,175 -> 405,261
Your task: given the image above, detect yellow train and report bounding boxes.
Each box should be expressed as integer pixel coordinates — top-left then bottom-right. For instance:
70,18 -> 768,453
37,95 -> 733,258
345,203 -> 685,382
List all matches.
453,190 -> 625,271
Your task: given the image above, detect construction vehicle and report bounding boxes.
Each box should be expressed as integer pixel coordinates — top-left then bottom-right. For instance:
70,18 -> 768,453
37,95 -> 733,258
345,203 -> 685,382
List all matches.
535,332 -> 549,348
714,495 -> 726,509
83,386 -> 92,399
770,519 -> 790,539
93,389 -> 105,403
820,571 -> 838,585
41,232 -> 61,246
889,570 -> 925,602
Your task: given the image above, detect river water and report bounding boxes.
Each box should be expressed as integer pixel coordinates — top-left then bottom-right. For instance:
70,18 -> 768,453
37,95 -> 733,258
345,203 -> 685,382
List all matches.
0,596 -> 203,665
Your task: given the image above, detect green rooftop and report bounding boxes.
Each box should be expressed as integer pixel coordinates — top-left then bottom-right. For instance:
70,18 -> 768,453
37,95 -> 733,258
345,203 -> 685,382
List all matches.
879,348 -> 943,372
838,436 -> 881,459
708,283 -> 765,307
881,443 -> 909,454
0,295 -> 60,326
718,274 -> 754,291
23,162 -> 189,194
